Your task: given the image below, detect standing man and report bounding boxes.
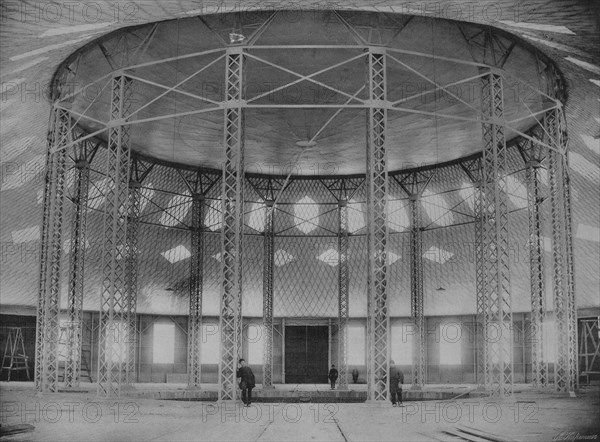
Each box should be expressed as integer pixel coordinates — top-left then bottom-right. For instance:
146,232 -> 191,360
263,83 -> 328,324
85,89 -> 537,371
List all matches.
389,360 -> 405,407
328,364 -> 339,390
236,358 -> 256,407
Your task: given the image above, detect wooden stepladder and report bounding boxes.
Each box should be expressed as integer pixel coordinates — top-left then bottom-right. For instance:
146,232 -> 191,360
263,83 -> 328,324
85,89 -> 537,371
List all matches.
1,327 -> 30,381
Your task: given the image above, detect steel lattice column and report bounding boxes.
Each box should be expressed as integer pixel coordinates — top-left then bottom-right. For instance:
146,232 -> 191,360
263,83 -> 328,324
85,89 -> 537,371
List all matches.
520,140 -> 548,389
365,48 -> 389,402
481,72 -> 513,398
124,178 -> 140,386
188,193 -> 205,388
474,181 -> 487,389
409,195 -> 425,389
546,108 -> 577,393
64,155 -> 90,388
35,107 -> 69,392
97,74 -> 133,397
262,200 -> 275,389
219,48 -> 245,401
338,199 -> 349,390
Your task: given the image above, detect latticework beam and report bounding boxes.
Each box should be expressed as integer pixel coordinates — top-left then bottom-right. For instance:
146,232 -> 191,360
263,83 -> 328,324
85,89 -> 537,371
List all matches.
97,74 -> 133,397
409,195 -> 425,389
35,107 -> 69,392
188,192 -> 204,388
365,48 -> 389,402
262,200 -> 275,389
547,108 -> 578,393
125,177 -> 140,386
219,48 -> 245,401
481,72 -> 513,398
338,199 -> 349,390
64,149 -> 91,388
519,139 -> 548,389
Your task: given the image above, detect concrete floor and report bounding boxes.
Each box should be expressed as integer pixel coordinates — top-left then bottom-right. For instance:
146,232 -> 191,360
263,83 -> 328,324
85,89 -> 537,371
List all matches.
1,382 -> 599,441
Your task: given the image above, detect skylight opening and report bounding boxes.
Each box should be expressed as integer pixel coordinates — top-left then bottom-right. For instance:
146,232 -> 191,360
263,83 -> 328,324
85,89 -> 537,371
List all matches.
161,245 -> 191,263
576,224 -> 600,242
347,200 -> 366,232
568,152 -> 600,185
505,175 -> 528,209
458,182 -> 475,212
423,245 -> 455,264
498,21 -> 575,35
580,134 -> 600,155
205,199 -> 223,231
422,189 -> 454,226
87,177 -> 112,211
138,184 -> 155,214
565,57 -> 600,75
160,191 -> 192,227
294,196 -> 319,234
387,198 -> 409,232
247,202 -> 266,232
274,249 -> 295,267
317,248 -> 339,267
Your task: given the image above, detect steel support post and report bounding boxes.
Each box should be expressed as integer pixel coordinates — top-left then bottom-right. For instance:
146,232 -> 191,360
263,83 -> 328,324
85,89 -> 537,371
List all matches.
124,178 -> 140,387
64,155 -> 90,388
481,72 -> 513,398
547,108 -> 577,393
338,199 -> 349,390
35,107 -> 69,392
409,195 -> 425,389
97,74 -> 133,397
365,48 -> 389,402
219,48 -> 245,401
520,140 -> 548,389
262,200 -> 275,389
188,193 -> 205,388
474,181 -> 487,389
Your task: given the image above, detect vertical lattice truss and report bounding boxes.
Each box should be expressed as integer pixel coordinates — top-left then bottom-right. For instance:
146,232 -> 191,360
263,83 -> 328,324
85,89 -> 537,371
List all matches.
546,108 -> 577,393
460,158 -> 486,388
409,196 -> 425,388
64,143 -> 93,388
219,48 -> 245,401
338,200 -> 349,390
125,176 -> 140,386
365,49 -> 389,402
97,75 -> 133,397
519,139 -> 548,388
481,72 -> 513,398
35,107 -> 70,392
188,192 -> 204,387
262,200 -> 275,388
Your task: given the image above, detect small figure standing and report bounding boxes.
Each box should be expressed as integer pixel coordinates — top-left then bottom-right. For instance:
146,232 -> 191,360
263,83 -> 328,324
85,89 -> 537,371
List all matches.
352,368 -> 359,383
389,360 -> 405,407
328,364 -> 339,390
236,358 -> 256,406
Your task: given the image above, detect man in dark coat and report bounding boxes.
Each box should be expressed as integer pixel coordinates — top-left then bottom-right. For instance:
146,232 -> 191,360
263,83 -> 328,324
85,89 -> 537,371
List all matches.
236,358 -> 256,406
389,360 -> 405,407
328,364 -> 339,390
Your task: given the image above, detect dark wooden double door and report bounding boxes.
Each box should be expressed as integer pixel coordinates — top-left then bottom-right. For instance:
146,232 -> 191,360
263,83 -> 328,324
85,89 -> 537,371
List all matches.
285,326 -> 328,383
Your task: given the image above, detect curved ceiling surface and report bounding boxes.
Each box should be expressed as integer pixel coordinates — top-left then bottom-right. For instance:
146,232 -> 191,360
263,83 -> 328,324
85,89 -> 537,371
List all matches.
58,10 -> 555,175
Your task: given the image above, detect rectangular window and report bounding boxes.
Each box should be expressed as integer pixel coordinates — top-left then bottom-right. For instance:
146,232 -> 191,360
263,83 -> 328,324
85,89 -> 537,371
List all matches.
348,325 -> 366,365
439,323 -> 462,365
391,324 -> 413,365
153,323 -> 175,364
201,323 -> 220,364
247,324 -> 264,365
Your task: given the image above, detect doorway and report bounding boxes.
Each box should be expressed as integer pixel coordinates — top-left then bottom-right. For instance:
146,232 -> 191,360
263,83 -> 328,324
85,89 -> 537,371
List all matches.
285,326 -> 328,383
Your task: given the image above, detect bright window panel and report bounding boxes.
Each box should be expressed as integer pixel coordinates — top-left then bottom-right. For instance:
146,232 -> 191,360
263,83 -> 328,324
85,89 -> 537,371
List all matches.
391,324 -> 412,365
387,198 -> 409,232
458,182 -> 475,212
247,324 -> 264,365
422,189 -> 454,226
160,192 -> 191,226
247,202 -> 266,232
348,325 -> 365,365
139,183 -> 155,214
439,323 -> 462,365
201,324 -> 220,364
347,200 -> 365,232
205,200 -> 223,231
153,323 -> 175,364
294,196 -> 319,234
87,177 -> 111,211
505,175 -> 528,209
